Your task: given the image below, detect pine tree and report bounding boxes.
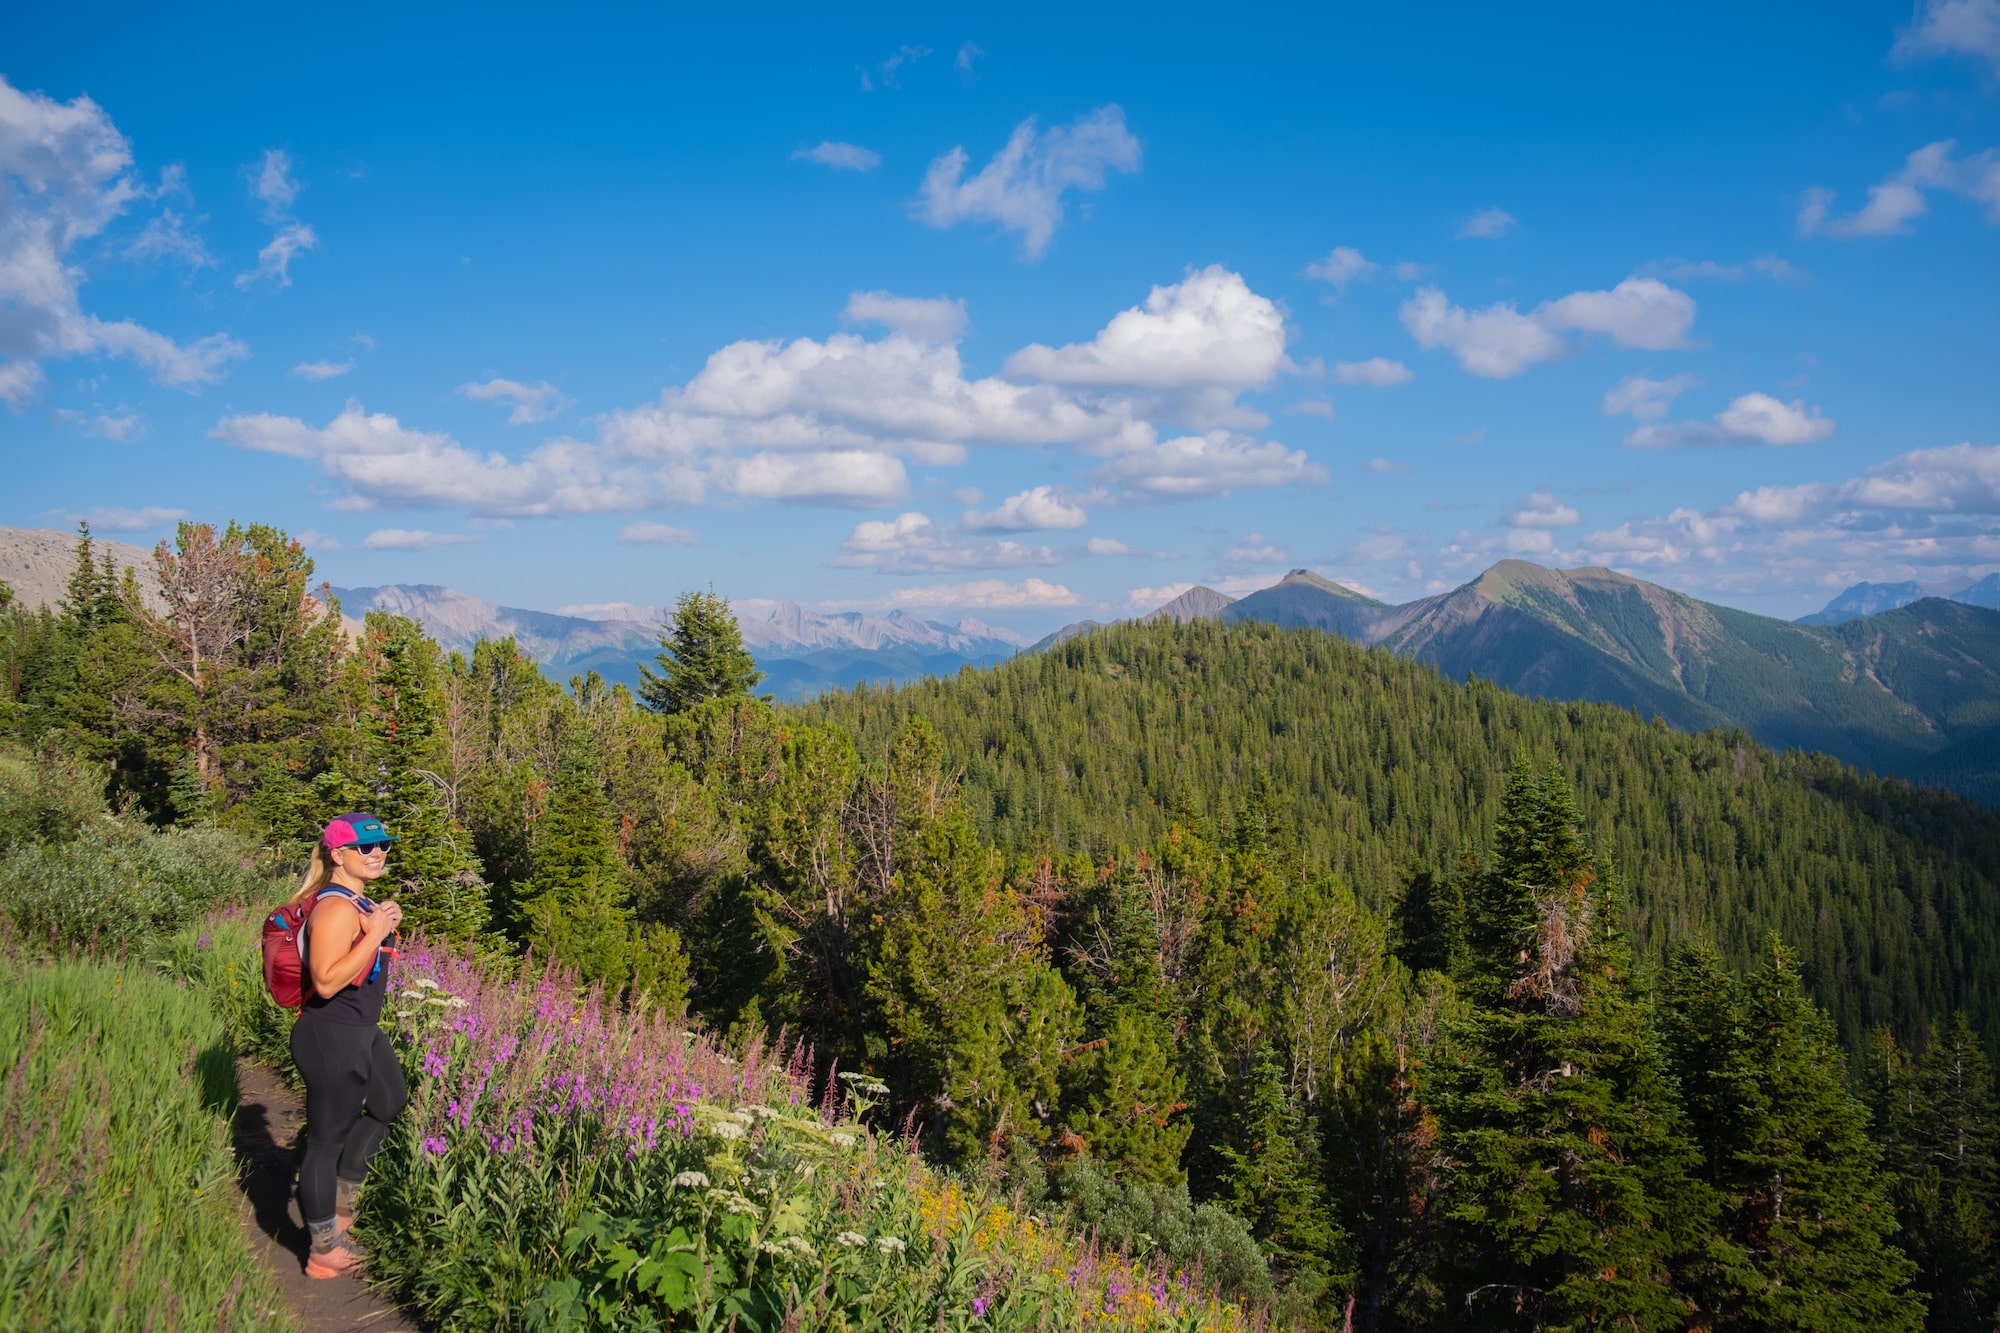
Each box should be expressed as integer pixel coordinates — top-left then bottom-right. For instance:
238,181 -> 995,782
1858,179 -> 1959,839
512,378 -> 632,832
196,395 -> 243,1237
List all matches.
1719,938 -> 1922,1332
637,590 -> 763,716
1219,1043 -> 1343,1299
524,728 -> 638,987
1065,1007 -> 1192,1186
1428,765 -> 1713,1331
361,614 -> 490,942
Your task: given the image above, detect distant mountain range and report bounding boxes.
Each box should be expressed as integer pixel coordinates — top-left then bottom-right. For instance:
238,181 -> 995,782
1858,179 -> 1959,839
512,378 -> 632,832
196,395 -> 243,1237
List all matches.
328,585 -> 1028,701
1798,575 -> 2000,624
1046,563 -> 2000,804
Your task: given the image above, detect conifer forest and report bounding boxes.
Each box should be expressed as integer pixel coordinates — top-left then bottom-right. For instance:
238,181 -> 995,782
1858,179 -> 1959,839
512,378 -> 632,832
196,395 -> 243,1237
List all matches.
9,520 -> 2000,1332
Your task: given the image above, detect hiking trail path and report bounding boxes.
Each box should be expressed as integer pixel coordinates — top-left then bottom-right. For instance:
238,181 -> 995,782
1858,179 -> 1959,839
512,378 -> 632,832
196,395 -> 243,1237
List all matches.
233,1057 -> 422,1333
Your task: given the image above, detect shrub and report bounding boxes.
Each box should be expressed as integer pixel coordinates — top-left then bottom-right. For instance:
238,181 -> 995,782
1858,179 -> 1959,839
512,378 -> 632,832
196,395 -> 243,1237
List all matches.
157,908 -> 300,1075
360,937 -> 1270,1331
0,742 -> 106,852
0,819 -> 281,956
0,952 -> 292,1331
1050,1157 -> 1275,1307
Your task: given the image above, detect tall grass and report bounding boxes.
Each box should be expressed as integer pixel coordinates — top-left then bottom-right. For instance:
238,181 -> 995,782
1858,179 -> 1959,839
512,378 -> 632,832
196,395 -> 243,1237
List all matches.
0,952 -> 292,1331
362,937 -> 1269,1332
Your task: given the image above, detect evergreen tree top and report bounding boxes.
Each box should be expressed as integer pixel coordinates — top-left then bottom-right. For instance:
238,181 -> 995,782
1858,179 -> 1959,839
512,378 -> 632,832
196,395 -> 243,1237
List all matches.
638,590 -> 764,716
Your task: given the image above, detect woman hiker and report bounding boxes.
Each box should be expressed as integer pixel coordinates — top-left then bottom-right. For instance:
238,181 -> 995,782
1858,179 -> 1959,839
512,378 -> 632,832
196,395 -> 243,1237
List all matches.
290,813 -> 408,1279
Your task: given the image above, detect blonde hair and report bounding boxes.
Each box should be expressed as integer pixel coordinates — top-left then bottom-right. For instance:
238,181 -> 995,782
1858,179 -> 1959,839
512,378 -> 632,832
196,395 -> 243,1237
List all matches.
291,843 -> 338,904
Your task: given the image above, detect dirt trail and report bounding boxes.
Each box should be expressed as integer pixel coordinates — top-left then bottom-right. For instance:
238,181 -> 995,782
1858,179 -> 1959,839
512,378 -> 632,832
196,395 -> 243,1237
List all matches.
232,1057 -> 421,1333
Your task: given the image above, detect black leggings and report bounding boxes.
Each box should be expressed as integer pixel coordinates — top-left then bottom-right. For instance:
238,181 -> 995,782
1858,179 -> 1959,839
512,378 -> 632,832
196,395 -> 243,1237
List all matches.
290,1016 -> 408,1222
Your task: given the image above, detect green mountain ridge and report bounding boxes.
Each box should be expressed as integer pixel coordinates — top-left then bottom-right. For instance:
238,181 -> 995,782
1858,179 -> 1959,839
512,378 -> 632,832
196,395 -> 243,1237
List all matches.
1059,561 -> 2000,803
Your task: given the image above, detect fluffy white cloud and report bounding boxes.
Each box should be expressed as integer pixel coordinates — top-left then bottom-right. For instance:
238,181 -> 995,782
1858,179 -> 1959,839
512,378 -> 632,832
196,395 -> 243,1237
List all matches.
1501,488 -> 1581,529
834,511 -> 1059,573
236,223 -> 317,289
843,290 -> 968,342
360,528 -> 479,551
1334,357 -> 1413,387
1223,533 -> 1289,563
1602,373 -> 1701,421
886,578 -> 1079,609
916,105 -> 1140,258
291,359 -> 355,381
1458,207 -> 1516,239
0,76 -> 247,390
458,376 -> 573,425
1840,441 -> 2000,513
618,521 -> 699,546
1090,429 -> 1326,499
1799,140 -> 2000,238
1402,278 -> 1695,378
1286,398 -> 1336,420
1087,537 -> 1132,556
1623,392 -> 1835,449
720,450 -> 908,505
213,405 -> 697,516
794,141 -> 882,171
1004,266 -> 1288,426
1895,0 -> 2000,74
249,149 -> 299,217
1304,246 -> 1375,291
964,485 -> 1088,531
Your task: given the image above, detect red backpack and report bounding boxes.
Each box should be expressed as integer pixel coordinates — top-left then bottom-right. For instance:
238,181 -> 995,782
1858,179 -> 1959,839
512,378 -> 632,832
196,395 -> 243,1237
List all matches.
261,886 -> 363,1010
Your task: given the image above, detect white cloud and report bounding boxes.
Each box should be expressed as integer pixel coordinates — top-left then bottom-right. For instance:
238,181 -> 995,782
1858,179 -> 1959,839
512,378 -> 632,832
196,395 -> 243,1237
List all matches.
249,149 -> 299,217
794,141 -> 882,172
718,450 -> 908,505
360,528 -> 480,551
1087,537 -> 1132,556
1799,140 -> 2000,238
834,511 -> 1059,573
1334,357 -> 1413,387
236,221 -> 317,289
1601,373 -> 1701,421
1457,207 -> 1516,239
1401,278 -> 1696,378
295,529 -> 341,552
1500,488 -> 1581,529
213,404 -> 696,516
123,209 -> 214,269
1126,581 -> 1192,608
0,360 -> 46,409
1895,0 -> 2000,74
1286,398 -> 1336,420
618,521 -> 699,546
964,485 -> 1088,531
1223,533 -> 1289,563
1839,441 -> 2000,513
1090,429 -> 1326,499
886,577 -> 1078,609
76,504 -> 183,531
291,359 -> 355,381
843,290 -> 968,342
54,408 -> 142,440
1304,246 -> 1376,292
1004,265 -> 1287,425
955,42 -> 984,80
916,105 -> 1140,258
0,76 -> 247,390
860,45 -> 929,92
1623,392 -> 1835,449
457,376 -> 573,425
1365,456 -> 1411,474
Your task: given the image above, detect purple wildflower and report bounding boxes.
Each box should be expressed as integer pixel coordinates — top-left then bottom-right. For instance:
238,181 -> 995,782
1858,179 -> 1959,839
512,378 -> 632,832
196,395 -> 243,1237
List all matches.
421,1136 -> 448,1156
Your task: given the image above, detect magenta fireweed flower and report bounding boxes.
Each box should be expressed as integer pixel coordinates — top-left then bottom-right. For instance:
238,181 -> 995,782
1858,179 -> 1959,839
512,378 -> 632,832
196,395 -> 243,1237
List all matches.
421,1136 -> 447,1156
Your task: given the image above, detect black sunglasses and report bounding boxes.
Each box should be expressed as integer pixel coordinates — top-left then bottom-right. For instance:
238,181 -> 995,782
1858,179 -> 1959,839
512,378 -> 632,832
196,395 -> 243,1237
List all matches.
348,841 -> 392,854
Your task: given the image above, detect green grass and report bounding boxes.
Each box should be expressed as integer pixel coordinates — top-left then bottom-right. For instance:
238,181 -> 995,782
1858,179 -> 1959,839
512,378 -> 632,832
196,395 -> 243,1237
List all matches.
0,951 -> 292,1332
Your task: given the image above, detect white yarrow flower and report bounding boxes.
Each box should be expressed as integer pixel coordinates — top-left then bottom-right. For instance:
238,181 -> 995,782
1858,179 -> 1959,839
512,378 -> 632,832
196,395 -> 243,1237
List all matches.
836,1231 -> 867,1248
673,1170 -> 710,1188
709,1121 -> 746,1141
875,1236 -> 907,1254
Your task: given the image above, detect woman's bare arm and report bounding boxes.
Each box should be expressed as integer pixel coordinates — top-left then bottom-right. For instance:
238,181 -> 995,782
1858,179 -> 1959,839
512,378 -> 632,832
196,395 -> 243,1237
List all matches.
307,897 -> 395,997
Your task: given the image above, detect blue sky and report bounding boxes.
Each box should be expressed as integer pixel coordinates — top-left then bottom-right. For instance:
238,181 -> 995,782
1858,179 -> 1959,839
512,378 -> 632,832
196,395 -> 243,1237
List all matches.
3,1 -> 1997,631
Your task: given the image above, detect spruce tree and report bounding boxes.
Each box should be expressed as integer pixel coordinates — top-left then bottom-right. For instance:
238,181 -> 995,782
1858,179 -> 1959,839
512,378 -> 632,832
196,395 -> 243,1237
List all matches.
1219,1043 -> 1343,1300
1066,1007 -> 1192,1186
361,614 -> 490,942
1428,765 -> 1713,1331
1721,938 -> 1922,1332
637,590 -> 763,716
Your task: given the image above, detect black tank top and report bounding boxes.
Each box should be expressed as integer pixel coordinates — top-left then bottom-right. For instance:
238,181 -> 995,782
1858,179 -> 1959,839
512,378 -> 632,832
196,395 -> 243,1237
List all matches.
299,887 -> 390,1026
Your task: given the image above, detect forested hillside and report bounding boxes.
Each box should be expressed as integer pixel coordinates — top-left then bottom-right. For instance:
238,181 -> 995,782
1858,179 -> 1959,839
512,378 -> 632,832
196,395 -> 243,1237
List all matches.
13,521 -> 2000,1330
801,617 -> 2000,1053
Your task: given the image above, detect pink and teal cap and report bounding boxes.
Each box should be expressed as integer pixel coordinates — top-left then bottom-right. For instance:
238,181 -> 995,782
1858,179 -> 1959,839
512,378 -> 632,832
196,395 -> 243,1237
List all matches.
322,813 -> 397,849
